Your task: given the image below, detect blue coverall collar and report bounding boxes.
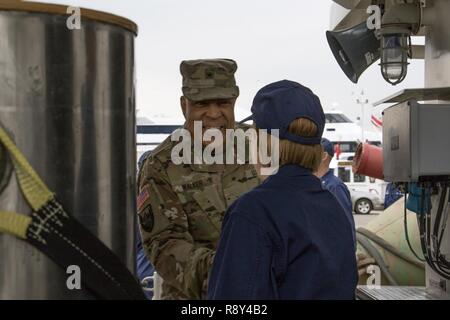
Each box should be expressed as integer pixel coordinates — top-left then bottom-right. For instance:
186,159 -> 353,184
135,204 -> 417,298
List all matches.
275,164 -> 314,178
323,169 -> 334,179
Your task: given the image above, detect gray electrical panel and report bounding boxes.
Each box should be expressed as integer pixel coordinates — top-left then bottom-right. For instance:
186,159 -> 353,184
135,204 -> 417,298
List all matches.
383,100 -> 450,182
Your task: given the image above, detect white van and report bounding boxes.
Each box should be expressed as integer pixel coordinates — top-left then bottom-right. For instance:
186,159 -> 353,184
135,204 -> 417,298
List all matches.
331,160 -> 386,214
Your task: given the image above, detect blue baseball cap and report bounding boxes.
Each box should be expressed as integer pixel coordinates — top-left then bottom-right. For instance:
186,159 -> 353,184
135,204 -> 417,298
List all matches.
241,80 -> 325,145
321,138 -> 334,157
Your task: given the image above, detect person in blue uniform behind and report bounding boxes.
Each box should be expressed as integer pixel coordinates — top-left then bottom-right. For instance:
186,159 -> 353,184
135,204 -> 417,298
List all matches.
384,182 -> 403,209
207,80 -> 358,300
316,138 -> 356,249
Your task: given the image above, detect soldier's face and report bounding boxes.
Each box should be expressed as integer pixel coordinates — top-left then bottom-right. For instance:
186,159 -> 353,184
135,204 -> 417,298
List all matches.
181,97 -> 236,146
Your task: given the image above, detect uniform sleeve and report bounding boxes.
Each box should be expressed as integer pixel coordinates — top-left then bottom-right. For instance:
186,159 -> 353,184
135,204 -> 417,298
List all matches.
330,184 -> 356,248
207,210 -> 273,300
333,184 -> 353,218
137,156 -> 214,299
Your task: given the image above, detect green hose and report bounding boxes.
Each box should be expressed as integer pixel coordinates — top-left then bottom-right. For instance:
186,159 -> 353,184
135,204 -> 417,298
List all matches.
357,227 -> 425,269
356,233 -> 399,286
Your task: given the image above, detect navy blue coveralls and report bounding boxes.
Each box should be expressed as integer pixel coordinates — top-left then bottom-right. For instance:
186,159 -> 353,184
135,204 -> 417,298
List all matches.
321,169 -> 356,248
384,182 -> 403,209
208,164 -> 358,300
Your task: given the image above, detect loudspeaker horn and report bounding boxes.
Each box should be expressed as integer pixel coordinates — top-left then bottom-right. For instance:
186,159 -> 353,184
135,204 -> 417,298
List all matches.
326,21 -> 380,83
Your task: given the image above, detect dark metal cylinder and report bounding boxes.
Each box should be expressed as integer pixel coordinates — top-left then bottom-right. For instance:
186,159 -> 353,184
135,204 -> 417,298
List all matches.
0,3 -> 137,299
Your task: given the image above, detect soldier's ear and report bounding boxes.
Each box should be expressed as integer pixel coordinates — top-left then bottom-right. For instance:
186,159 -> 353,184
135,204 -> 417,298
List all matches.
180,96 -> 187,118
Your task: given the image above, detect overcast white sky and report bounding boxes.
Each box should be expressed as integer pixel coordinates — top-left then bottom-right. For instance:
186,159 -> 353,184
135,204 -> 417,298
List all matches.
34,0 -> 424,128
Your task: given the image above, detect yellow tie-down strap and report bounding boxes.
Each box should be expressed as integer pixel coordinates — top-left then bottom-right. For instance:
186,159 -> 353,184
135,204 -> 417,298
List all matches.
0,211 -> 31,239
0,124 -> 54,239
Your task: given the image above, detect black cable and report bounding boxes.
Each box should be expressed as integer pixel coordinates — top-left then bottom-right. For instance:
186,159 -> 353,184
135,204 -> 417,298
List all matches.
431,185 -> 444,265
422,188 -> 439,273
404,193 -> 426,262
418,202 -> 429,266
418,188 -> 450,279
417,194 -> 440,276
438,185 -> 449,249
438,200 -> 448,248
425,188 -> 434,260
433,184 -> 446,248
418,188 -> 437,272
430,188 -> 450,277
433,185 -> 446,272
433,185 -> 450,277
421,186 -> 450,279
438,255 -> 450,269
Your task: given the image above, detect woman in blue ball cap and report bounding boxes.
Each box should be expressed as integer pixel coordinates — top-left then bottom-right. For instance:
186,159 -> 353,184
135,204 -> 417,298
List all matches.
207,80 -> 357,300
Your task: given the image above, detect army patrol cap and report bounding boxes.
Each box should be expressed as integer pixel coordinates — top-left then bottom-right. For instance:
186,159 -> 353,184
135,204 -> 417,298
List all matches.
180,59 -> 240,102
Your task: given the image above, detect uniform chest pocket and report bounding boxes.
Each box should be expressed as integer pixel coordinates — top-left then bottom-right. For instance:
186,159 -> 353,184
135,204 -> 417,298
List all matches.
192,184 -> 226,213
171,184 -> 224,242
223,170 -> 260,207
192,183 -> 227,228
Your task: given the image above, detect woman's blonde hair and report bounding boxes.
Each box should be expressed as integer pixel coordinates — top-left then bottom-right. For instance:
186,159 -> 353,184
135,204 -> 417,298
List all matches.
276,118 -> 323,171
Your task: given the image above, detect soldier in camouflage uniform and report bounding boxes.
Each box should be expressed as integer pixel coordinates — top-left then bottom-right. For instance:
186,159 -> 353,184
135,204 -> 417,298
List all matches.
137,59 -> 260,299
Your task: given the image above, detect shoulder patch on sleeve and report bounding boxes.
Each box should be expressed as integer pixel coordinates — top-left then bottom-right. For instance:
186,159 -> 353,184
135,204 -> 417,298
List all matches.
139,205 -> 154,233
137,186 -> 151,212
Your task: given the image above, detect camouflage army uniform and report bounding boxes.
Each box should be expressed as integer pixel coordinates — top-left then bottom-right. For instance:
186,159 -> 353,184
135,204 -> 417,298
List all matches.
137,123 -> 260,299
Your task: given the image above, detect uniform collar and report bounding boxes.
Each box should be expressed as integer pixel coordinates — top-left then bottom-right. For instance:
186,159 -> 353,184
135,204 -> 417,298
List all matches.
274,164 -> 314,178
265,164 -> 322,191
323,169 -> 335,179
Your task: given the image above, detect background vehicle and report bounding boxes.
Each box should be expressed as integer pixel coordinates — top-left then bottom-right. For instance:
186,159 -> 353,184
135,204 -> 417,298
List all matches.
351,190 -> 384,215
322,109 -> 381,160
332,160 -> 386,214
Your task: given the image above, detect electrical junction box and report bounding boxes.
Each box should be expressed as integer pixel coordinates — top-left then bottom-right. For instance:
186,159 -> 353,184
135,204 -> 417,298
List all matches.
383,100 -> 450,182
